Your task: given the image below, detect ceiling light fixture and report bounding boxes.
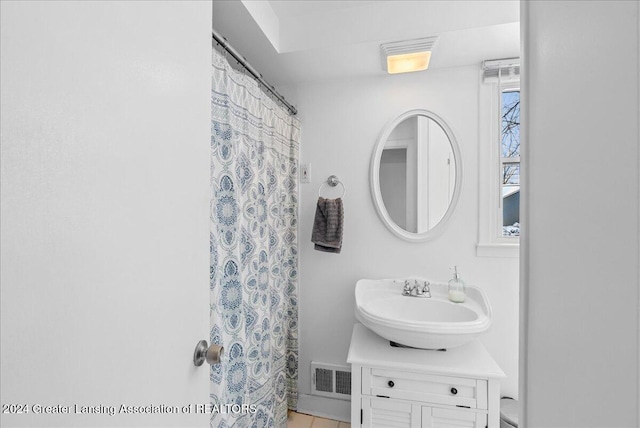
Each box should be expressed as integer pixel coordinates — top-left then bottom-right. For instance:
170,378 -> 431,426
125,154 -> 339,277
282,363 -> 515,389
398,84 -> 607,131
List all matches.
380,36 -> 439,74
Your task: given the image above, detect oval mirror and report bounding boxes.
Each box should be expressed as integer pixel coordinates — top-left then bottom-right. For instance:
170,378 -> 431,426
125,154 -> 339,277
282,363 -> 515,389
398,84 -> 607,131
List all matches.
371,109 -> 462,241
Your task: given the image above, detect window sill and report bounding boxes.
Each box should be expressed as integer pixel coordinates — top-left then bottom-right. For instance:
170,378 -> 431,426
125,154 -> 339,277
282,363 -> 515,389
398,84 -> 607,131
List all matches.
476,242 -> 520,258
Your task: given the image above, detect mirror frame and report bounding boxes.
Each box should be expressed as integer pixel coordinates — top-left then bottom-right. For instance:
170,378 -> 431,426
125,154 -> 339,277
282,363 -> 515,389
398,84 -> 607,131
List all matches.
370,109 -> 463,242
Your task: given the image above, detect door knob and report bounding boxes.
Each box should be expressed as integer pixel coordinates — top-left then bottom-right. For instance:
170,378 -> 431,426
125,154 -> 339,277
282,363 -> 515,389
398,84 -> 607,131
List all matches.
193,340 -> 224,366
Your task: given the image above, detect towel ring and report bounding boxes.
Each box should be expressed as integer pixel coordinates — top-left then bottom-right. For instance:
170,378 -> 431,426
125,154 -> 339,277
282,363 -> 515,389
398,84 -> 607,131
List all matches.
318,175 -> 346,199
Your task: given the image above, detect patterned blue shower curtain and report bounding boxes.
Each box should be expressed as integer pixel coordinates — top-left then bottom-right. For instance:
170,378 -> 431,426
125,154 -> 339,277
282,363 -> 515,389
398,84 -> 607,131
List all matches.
210,48 -> 299,427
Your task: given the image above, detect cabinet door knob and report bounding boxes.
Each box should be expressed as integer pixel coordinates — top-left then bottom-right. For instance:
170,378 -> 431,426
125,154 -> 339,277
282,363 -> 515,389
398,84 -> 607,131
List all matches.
450,387 -> 458,395
388,380 -> 395,388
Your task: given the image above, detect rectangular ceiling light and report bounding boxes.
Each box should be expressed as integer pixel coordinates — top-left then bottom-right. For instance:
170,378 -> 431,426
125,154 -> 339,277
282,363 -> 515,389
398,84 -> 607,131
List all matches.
381,36 -> 439,74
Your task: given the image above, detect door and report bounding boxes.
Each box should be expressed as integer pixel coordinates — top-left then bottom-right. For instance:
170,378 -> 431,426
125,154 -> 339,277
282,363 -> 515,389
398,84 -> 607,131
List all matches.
422,407 -> 487,428
362,397 -> 422,427
0,1 -> 212,427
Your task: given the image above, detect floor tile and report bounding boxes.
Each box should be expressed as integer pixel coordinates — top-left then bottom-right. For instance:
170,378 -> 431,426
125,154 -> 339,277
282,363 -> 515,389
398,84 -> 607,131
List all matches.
310,417 -> 340,428
287,411 -> 314,428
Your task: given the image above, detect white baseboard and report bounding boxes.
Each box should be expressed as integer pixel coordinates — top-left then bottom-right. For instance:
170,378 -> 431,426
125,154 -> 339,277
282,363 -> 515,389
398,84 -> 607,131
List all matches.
295,393 -> 351,423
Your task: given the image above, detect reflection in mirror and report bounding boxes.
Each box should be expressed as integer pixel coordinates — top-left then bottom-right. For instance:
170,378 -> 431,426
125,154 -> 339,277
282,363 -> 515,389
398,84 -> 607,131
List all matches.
371,110 -> 461,241
379,115 -> 456,233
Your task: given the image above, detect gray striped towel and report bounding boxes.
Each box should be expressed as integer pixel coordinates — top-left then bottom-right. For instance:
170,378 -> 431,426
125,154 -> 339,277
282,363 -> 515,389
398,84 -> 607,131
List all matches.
311,197 -> 344,253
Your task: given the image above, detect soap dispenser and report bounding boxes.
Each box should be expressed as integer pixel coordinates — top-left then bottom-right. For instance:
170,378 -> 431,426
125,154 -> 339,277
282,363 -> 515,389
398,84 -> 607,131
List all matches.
448,266 -> 466,303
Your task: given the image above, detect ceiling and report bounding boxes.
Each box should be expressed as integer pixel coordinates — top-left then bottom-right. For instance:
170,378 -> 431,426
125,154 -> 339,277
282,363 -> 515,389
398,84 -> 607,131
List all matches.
212,0 -> 520,86
268,1 -> 380,21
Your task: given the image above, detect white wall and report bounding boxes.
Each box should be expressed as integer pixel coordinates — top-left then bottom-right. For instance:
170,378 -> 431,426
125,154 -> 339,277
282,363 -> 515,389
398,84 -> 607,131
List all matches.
1,2 -> 212,426
284,65 -> 520,419
522,1 -> 639,427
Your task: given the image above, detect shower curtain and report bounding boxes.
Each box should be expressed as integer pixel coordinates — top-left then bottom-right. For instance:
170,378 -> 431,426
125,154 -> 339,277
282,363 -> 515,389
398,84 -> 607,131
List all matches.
210,48 -> 299,427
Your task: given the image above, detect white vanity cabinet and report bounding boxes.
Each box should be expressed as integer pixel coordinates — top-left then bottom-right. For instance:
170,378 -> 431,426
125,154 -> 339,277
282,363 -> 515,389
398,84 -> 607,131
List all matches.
348,324 -> 505,428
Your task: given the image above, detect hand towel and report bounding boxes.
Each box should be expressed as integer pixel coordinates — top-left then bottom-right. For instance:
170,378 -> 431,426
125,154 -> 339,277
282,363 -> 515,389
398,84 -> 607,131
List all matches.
311,197 -> 344,253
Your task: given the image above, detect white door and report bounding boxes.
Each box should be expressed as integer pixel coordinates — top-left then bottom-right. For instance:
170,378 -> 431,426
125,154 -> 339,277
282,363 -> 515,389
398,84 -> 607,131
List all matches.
422,407 -> 487,428
1,2 -> 212,427
362,397 -> 422,427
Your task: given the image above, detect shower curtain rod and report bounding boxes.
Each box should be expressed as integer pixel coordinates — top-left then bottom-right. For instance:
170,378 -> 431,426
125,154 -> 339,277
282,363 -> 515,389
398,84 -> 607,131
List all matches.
212,29 -> 297,116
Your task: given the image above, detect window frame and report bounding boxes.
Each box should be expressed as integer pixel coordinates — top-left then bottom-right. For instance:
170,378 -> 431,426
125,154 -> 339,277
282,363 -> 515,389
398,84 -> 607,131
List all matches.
477,75 -> 520,257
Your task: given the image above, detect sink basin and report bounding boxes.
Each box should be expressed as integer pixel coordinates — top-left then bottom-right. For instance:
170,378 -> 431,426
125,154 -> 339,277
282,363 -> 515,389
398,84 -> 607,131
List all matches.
354,278 -> 492,350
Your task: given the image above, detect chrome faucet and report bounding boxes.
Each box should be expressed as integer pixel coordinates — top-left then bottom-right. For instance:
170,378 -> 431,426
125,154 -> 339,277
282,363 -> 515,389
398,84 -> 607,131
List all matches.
401,280 -> 431,298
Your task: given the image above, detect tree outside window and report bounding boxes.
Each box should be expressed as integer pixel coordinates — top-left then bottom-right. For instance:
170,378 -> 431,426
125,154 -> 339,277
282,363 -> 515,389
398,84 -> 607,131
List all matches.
501,89 -> 520,237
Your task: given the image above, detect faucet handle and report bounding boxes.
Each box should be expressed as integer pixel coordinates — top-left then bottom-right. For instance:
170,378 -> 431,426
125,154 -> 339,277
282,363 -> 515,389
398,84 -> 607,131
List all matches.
422,281 -> 431,297
401,280 -> 412,295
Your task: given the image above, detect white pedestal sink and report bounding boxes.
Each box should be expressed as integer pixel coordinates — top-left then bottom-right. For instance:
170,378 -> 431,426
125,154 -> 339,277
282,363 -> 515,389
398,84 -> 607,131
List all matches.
354,278 -> 492,350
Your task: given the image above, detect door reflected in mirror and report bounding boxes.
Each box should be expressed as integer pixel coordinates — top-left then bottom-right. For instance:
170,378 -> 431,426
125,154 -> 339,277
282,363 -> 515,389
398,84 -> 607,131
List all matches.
371,110 -> 461,241
379,115 -> 456,233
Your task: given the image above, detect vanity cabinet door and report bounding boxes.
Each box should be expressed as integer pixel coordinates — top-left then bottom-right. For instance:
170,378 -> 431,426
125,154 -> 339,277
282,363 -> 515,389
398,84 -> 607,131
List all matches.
361,397 -> 488,428
421,407 -> 487,428
361,397 -> 422,427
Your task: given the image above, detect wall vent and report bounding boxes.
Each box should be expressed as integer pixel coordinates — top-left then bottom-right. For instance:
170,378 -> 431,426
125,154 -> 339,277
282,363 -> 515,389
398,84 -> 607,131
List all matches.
311,362 -> 351,400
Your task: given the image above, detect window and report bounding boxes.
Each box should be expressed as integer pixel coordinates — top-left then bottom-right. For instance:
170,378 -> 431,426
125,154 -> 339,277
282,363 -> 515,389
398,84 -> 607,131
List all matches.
477,59 -> 520,257
500,88 -> 520,237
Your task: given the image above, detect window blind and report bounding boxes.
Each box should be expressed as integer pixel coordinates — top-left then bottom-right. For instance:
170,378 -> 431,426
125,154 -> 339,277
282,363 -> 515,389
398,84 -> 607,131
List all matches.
482,58 -> 520,83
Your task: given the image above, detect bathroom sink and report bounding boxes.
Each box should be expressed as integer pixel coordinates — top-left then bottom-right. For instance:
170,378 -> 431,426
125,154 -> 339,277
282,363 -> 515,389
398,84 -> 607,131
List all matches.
354,278 -> 492,350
